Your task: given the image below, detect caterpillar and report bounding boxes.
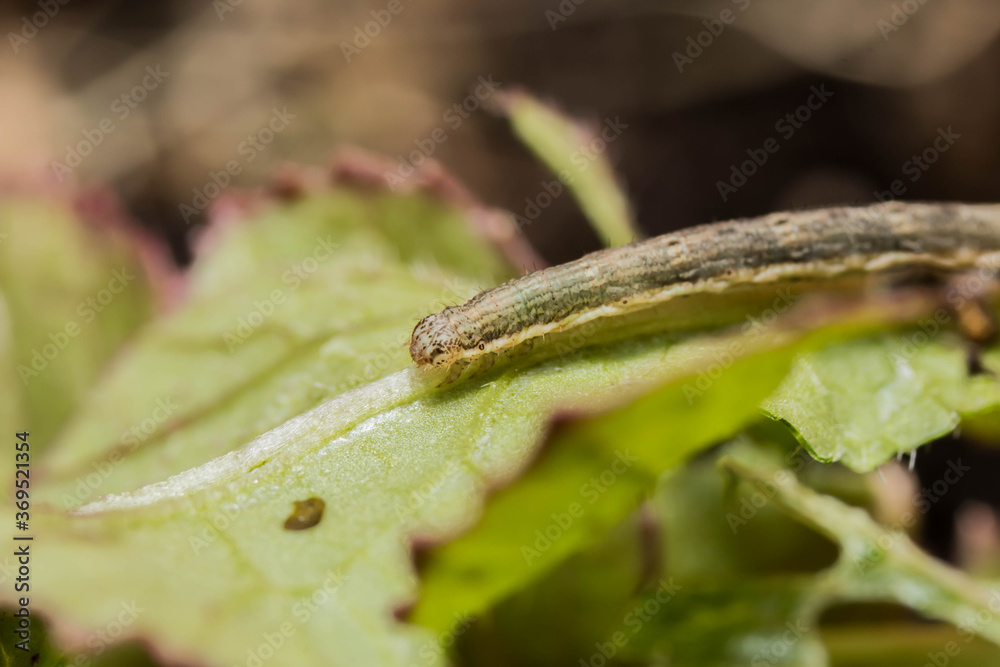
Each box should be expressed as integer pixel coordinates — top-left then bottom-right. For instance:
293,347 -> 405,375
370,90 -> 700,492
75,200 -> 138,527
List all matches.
409,202 -> 1000,384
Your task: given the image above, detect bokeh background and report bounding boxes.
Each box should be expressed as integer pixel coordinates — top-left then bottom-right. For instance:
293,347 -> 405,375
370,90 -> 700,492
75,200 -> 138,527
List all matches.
4,0 -> 999,266
3,0 -> 1000,633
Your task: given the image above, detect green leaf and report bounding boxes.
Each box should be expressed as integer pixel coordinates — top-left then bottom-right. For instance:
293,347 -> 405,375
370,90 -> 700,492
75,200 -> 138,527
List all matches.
762,331 -> 1000,471
11,182 -> 836,667
36,190 -> 512,510
0,197 -> 154,450
12,175 -> 999,667
498,90 -> 638,246
0,294 -> 20,452
409,345 -> 785,634
20,326 -> 795,666
409,294 -> 950,635
9,184 -> 527,665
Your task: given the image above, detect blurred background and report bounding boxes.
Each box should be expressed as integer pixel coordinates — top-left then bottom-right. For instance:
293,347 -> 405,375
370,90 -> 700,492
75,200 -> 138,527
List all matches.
3,0 -> 999,266
3,0 -> 1000,628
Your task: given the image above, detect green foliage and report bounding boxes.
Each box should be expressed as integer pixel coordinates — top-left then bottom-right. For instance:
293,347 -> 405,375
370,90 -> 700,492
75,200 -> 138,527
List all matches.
4,110 -> 1000,666
763,333 -> 1000,471
0,198 -> 153,450
499,90 -> 638,246
36,191 -> 510,509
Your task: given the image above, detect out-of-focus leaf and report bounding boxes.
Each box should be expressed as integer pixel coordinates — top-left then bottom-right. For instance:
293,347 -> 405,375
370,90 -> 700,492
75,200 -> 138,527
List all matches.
655,430 -> 844,580
624,577 -> 829,667
606,438 -> 844,667
449,431 -> 846,667
602,439 -> 1000,665
452,515 -> 652,667
498,90 -> 639,246
451,425 -> 998,667
0,612 -> 159,667
0,293 -> 20,450
0,197 -> 154,449
718,443 -> 1000,646
823,623 -> 1000,666
762,332 -> 1000,472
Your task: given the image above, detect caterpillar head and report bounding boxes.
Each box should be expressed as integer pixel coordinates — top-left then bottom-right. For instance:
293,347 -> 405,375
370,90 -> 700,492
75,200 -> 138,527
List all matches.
409,313 -> 464,368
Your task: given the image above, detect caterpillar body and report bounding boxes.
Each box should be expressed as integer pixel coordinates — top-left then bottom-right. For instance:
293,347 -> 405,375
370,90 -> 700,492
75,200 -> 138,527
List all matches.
409,202 -> 1000,383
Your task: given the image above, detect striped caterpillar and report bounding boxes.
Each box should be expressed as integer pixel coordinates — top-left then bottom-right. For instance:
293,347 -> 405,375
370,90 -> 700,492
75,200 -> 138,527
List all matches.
410,202 -> 1000,384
